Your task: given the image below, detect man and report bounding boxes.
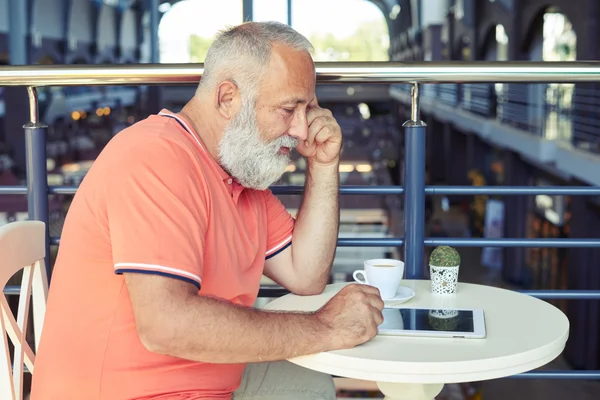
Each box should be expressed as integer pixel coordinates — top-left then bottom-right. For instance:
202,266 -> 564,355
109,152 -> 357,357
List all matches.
31,22 -> 384,400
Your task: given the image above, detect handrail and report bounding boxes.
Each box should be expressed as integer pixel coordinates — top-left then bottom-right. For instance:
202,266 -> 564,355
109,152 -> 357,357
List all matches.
2,61 -> 600,86
46,236 -> 600,248
1,185 -> 594,196
0,62 -> 600,381
5,285 -> 600,300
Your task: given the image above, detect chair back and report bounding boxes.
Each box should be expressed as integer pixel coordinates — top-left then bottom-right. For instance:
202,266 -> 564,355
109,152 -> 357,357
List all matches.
0,221 -> 48,400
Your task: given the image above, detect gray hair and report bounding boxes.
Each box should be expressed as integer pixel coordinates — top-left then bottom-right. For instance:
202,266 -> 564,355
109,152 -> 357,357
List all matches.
196,21 -> 314,100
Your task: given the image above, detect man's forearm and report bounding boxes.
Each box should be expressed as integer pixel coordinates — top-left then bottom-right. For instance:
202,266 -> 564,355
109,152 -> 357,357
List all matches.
291,161 -> 340,290
153,293 -> 331,364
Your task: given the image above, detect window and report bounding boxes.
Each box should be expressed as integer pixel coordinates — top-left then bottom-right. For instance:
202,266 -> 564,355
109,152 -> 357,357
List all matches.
158,0 -> 389,63
158,0 -> 243,63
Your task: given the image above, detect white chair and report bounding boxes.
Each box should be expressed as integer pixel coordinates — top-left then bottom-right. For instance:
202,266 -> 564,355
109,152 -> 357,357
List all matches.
0,221 -> 48,400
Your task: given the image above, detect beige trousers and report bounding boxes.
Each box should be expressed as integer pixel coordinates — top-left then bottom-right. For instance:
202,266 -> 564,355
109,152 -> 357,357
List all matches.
232,361 -> 337,400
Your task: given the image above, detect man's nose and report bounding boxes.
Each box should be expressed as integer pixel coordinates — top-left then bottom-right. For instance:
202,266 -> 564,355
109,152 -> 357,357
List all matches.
287,111 -> 308,141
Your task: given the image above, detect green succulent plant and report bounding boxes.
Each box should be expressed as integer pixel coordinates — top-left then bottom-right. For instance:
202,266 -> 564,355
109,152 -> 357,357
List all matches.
430,246 -> 461,267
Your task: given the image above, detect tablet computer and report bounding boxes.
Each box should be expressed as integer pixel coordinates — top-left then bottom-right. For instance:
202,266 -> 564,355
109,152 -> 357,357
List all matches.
378,307 -> 486,339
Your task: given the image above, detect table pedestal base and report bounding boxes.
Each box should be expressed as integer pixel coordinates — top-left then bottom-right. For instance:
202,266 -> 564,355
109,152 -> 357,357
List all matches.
377,382 -> 444,400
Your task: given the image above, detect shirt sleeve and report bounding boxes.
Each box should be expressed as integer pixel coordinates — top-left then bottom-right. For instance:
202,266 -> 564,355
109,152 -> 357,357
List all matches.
107,138 -> 207,289
263,189 -> 295,260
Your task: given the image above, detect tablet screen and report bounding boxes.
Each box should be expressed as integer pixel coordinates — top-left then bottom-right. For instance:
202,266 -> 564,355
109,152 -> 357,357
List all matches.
381,308 -> 475,333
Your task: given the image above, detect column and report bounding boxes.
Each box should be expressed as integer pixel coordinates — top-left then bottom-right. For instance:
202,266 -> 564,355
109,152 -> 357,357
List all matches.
507,0 -> 525,61
453,132 -> 470,204
564,4 -> 598,363
428,120 -> 443,184
8,0 -> 27,65
563,196 -> 592,368
572,0 -> 600,148
473,137 -> 487,173
147,0 -> 161,113
592,243 -> 600,370
501,151 -> 530,285
442,122 -> 451,183
149,0 -> 159,63
447,130 -> 467,186
5,0 -> 30,173
588,219 -> 600,370
243,0 -> 253,21
583,0 -> 600,60
466,133 -> 474,172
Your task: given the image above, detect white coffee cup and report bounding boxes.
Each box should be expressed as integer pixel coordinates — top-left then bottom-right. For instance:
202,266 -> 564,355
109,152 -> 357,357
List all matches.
352,259 -> 405,300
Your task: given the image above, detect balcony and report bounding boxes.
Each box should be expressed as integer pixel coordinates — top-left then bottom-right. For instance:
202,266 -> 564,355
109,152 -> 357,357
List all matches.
390,79 -> 600,187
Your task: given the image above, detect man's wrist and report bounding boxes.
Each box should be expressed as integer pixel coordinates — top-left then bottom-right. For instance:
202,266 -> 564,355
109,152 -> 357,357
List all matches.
307,158 -> 340,174
311,310 -> 338,351
305,158 -> 340,193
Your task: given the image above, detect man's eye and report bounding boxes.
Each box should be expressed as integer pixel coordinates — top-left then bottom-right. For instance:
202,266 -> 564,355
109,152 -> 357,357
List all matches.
282,108 -> 294,114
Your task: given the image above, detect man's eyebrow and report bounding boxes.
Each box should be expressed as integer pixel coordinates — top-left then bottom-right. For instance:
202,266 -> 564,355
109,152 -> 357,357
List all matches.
279,97 -> 311,106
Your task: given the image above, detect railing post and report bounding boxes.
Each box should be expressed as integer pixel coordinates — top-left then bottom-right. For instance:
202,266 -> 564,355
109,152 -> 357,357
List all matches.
24,87 -> 50,279
403,83 -> 427,279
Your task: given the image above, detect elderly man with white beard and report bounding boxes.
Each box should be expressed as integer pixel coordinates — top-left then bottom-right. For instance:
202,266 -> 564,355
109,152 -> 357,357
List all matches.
31,22 -> 385,400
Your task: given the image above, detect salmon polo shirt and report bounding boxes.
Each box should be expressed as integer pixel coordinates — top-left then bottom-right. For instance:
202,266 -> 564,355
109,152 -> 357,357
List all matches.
31,110 -> 295,400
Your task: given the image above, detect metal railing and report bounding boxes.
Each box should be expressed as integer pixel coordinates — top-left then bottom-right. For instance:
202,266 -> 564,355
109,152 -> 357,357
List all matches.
398,72 -> 600,154
1,61 -> 600,380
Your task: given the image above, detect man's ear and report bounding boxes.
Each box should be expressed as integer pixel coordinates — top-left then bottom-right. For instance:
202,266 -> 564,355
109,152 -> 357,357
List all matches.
215,80 -> 240,119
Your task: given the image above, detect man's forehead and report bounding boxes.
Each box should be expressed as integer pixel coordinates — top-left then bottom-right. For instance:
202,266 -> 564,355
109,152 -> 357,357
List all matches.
259,74 -> 315,106
263,44 -> 315,89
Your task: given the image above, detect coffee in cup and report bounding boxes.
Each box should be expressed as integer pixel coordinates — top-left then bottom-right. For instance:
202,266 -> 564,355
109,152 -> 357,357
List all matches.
352,258 -> 405,299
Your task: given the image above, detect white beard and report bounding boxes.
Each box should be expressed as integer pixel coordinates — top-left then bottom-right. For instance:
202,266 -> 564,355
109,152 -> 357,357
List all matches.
218,100 -> 298,190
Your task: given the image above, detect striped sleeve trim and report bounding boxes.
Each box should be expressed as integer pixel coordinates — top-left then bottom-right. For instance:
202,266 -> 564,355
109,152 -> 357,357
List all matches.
265,234 -> 293,260
114,262 -> 201,289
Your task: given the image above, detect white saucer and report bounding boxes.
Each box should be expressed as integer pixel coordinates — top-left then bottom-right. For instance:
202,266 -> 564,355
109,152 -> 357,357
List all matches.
383,286 -> 416,306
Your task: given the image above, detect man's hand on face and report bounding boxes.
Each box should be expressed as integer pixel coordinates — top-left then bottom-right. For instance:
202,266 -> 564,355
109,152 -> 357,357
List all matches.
296,97 -> 342,167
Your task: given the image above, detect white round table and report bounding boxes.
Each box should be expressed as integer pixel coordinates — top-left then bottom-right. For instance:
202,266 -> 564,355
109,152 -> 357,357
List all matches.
264,280 -> 569,400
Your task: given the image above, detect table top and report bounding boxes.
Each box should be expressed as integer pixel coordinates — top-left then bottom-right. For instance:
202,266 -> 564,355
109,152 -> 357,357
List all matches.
264,280 -> 569,384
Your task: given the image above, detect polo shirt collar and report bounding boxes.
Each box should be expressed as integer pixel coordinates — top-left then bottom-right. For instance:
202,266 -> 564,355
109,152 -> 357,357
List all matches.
158,109 -> 238,186
158,110 -> 246,202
